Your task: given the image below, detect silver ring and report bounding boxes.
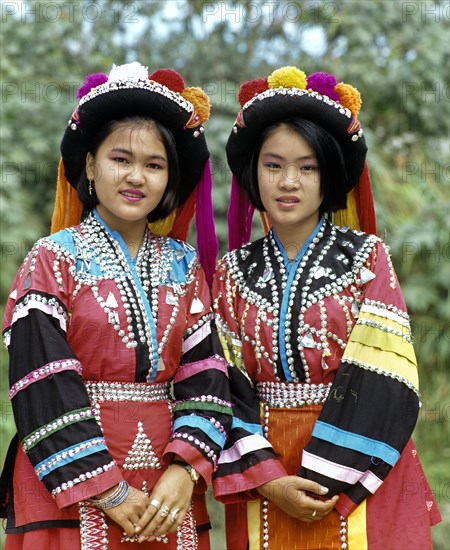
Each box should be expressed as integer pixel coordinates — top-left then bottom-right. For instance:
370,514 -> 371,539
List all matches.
170,507 -> 180,523
311,509 -> 317,517
160,505 -> 170,518
149,498 -> 161,511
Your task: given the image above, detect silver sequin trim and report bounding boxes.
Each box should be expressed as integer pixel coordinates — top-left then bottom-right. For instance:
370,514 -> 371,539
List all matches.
85,380 -> 171,403
256,381 -> 331,408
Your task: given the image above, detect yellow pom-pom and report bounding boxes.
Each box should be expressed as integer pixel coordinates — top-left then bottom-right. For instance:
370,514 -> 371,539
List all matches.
334,82 -> 362,117
267,66 -> 307,90
181,87 -> 211,123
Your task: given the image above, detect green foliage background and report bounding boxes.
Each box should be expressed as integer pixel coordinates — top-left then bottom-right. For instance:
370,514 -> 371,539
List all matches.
1,1 -> 449,547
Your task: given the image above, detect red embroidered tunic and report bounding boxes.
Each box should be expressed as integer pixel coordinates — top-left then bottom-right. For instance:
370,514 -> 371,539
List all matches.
2,211 -> 231,549
212,220 -> 440,549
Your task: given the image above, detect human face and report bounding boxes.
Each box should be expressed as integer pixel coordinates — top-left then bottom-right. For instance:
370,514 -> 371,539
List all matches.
86,122 -> 169,233
257,125 -> 323,241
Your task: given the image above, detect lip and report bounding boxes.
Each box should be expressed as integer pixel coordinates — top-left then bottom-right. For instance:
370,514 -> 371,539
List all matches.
276,195 -> 299,207
120,188 -> 145,202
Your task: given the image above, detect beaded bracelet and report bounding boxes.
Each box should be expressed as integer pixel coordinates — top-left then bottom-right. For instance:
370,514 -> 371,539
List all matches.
89,480 -> 130,510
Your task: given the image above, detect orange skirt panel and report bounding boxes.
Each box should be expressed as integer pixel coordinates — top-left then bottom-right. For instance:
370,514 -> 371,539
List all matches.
248,405 -> 344,550
230,404 -> 437,550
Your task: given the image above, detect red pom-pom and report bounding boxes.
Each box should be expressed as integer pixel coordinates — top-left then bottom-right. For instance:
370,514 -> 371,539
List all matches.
149,69 -> 185,93
238,78 -> 268,107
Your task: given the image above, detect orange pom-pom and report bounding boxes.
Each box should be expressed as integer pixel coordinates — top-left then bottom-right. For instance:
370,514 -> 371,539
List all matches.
334,82 -> 362,117
149,68 -> 185,93
268,66 -> 307,90
181,87 -> 211,123
238,78 -> 268,107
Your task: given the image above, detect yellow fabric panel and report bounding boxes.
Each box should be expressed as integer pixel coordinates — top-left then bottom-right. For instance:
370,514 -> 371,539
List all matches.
344,340 -> 419,389
217,331 -> 243,370
360,311 -> 411,335
247,499 -> 261,550
349,323 -> 417,365
148,210 -> 176,236
347,500 -> 368,550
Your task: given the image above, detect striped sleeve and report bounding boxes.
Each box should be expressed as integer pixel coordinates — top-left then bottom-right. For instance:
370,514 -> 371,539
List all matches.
163,261 -> 233,490
2,239 -> 122,509
211,260 -> 287,502
299,241 -> 420,516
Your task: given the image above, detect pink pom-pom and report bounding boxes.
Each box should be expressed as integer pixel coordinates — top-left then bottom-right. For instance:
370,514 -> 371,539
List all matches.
307,72 -> 340,102
76,73 -> 108,99
149,69 -> 185,93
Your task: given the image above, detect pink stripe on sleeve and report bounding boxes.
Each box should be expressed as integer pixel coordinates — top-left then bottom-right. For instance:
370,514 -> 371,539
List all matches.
302,450 -> 363,484
218,434 -> 273,464
174,356 -> 229,384
360,469 -> 383,493
9,359 -> 82,400
182,323 -> 212,354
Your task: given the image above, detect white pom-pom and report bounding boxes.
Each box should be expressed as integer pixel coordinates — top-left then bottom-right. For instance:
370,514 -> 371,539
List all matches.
108,62 -> 148,83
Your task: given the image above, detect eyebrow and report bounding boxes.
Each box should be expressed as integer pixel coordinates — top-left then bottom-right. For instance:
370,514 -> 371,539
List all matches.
111,147 -> 167,162
261,152 -> 317,162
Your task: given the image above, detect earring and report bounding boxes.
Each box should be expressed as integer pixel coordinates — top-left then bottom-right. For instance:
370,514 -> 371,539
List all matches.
88,179 -> 94,196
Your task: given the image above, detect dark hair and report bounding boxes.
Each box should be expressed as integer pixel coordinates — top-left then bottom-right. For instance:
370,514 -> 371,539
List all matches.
77,116 -> 180,222
240,118 -> 348,215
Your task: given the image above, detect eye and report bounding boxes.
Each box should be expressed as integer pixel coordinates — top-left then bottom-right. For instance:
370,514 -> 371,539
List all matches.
147,162 -> 163,170
113,157 -> 129,164
265,162 -> 281,169
300,164 -> 319,172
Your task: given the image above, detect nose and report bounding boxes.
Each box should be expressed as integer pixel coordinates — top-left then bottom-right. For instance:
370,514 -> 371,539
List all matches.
126,164 -> 145,184
280,164 -> 301,189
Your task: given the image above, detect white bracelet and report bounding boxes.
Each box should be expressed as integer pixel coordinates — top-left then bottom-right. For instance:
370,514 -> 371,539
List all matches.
89,480 -> 129,509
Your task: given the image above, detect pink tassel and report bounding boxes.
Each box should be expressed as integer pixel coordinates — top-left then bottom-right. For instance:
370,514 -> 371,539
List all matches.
228,175 -> 254,251
195,159 -> 218,287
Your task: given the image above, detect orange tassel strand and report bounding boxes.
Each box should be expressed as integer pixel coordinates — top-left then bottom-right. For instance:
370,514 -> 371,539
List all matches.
51,159 -> 83,234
